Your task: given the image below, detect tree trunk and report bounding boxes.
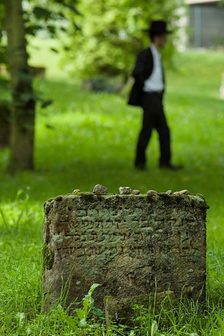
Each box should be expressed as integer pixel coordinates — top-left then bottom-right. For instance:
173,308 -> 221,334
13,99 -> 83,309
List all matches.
0,101 -> 11,147
5,0 -> 35,173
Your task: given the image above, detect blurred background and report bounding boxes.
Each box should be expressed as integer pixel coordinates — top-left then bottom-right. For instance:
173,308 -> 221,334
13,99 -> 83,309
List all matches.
0,0 -> 224,333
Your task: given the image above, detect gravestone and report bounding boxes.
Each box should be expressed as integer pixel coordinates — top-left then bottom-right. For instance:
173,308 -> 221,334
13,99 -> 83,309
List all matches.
42,187 -> 207,320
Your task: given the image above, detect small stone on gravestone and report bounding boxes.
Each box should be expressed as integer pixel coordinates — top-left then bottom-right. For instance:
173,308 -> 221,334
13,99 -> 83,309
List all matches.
119,186 -> 132,195
165,190 -> 172,195
132,189 -> 140,195
191,195 -> 205,203
72,189 -> 80,194
146,190 -> 159,200
93,184 -> 108,194
173,190 -> 189,196
146,190 -> 157,195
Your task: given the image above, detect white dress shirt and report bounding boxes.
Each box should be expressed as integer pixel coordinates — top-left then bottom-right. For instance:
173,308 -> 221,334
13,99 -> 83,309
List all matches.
143,44 -> 164,92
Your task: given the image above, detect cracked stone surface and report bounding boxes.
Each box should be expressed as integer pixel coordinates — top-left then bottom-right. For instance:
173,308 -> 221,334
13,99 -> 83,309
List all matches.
42,190 -> 208,318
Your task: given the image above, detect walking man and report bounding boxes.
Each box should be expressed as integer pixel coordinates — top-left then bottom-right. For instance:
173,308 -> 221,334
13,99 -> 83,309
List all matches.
128,20 -> 182,171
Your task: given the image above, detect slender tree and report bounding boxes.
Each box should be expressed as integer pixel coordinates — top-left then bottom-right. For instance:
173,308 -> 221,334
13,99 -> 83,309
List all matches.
5,0 -> 35,172
1,0 -> 78,172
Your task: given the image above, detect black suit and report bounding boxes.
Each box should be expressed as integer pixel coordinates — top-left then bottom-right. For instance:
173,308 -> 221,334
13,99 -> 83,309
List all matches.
128,47 -> 171,168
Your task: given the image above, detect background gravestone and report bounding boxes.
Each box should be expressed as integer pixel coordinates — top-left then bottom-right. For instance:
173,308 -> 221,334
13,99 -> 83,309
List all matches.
42,188 -> 207,320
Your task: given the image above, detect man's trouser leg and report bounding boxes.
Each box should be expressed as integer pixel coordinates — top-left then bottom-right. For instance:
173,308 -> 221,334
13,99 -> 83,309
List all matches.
134,93 -> 155,168
155,100 -> 171,166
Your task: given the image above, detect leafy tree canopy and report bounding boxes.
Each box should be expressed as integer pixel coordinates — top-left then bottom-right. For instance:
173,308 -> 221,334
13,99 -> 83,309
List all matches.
0,0 -> 79,65
63,0 -> 184,80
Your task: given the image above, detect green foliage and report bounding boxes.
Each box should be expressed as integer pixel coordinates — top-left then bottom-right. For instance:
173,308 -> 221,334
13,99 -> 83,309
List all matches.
23,0 -> 79,39
75,283 -> 101,327
0,187 -> 30,231
0,0 -> 79,67
63,0 -> 184,81
0,46 -> 224,334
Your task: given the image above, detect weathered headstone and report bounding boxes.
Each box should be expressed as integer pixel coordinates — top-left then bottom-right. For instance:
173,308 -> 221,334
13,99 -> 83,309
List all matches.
42,187 -> 207,320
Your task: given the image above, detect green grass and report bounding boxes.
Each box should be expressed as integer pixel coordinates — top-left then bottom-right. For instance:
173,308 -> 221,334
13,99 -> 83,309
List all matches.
0,46 -> 224,334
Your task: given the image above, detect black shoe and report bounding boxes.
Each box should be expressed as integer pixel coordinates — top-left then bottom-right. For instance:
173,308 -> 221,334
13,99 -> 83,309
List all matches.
159,163 -> 183,171
135,162 -> 147,171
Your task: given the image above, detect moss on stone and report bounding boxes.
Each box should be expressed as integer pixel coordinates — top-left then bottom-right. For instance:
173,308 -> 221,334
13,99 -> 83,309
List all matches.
43,244 -> 54,270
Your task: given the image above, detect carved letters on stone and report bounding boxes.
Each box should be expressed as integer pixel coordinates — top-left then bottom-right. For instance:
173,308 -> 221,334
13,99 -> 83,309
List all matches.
42,191 -> 207,318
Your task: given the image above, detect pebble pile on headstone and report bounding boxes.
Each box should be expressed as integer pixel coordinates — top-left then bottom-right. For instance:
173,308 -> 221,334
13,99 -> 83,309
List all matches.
42,185 -> 208,321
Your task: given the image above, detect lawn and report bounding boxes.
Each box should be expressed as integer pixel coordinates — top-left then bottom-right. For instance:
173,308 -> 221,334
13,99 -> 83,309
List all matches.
0,44 -> 224,334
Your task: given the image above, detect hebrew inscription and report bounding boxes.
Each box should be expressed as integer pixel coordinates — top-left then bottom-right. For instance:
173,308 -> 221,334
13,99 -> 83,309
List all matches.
42,190 -> 207,317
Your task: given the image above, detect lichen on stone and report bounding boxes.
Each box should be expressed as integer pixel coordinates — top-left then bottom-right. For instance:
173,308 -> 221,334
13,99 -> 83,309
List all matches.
42,244 -> 54,270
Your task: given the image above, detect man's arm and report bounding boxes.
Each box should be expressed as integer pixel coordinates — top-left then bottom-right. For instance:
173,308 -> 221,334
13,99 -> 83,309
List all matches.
132,49 -> 153,87
132,51 -> 146,87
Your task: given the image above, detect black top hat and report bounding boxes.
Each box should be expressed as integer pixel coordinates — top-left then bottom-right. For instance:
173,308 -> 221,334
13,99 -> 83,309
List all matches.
144,20 -> 172,35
